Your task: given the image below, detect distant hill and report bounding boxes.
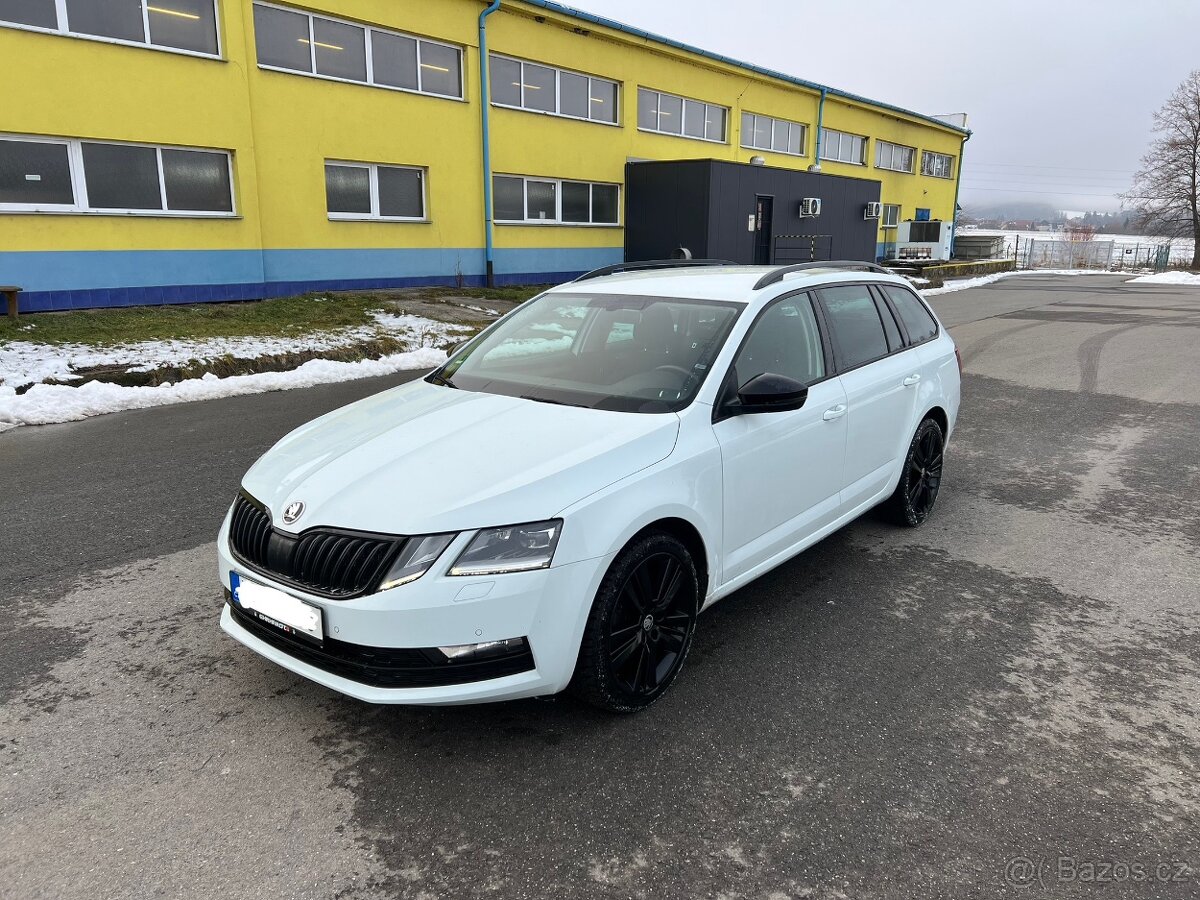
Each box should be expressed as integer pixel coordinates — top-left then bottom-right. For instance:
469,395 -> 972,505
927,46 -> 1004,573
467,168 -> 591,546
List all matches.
962,201 -> 1061,222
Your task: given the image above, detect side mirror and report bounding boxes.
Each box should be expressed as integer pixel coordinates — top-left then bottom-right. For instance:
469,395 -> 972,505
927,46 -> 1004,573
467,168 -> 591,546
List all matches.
736,372 -> 809,413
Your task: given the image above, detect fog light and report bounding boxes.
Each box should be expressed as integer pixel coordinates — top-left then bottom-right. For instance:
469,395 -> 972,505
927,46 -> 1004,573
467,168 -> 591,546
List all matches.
438,637 -> 527,662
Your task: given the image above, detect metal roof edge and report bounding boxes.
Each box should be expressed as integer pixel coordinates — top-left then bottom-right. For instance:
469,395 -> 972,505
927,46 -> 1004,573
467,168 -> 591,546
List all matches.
511,0 -> 971,136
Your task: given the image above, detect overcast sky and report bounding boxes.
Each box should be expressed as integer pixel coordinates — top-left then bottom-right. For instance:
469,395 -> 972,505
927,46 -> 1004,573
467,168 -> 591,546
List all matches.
567,0 -> 1200,215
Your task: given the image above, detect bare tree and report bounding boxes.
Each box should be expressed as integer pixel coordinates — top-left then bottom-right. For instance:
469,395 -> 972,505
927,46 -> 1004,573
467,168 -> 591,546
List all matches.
1123,70 -> 1200,268
1063,221 -> 1096,243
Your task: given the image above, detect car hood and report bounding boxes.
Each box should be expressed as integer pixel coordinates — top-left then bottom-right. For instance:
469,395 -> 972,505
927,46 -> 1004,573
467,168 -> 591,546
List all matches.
241,380 -> 680,535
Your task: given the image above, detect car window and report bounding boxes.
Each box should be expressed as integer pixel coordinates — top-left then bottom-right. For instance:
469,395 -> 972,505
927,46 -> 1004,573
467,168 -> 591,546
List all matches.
480,307 -> 583,362
733,294 -> 825,387
882,285 -> 938,344
439,292 -> 742,413
819,285 -> 889,370
874,293 -> 904,352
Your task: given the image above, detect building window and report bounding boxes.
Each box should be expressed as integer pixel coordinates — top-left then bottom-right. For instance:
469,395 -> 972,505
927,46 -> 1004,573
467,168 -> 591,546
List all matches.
921,151 -> 954,179
881,203 -> 901,228
0,137 -> 75,206
1,0 -> 220,56
819,129 -> 867,165
741,112 -> 806,156
875,140 -> 915,173
325,162 -> 426,221
0,134 -> 234,215
488,54 -> 618,124
493,174 -> 619,225
252,2 -> 463,99
637,88 -> 726,142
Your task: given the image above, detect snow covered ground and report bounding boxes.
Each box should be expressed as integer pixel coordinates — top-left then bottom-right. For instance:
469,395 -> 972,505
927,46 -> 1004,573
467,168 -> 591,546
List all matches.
0,310 -> 470,432
0,310 -> 466,388
921,268 -> 1118,296
1125,271 -> 1200,285
0,349 -> 449,432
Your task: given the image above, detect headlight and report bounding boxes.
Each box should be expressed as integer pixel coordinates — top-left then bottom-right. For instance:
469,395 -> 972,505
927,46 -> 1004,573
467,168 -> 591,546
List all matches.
448,520 -> 562,576
378,533 -> 455,590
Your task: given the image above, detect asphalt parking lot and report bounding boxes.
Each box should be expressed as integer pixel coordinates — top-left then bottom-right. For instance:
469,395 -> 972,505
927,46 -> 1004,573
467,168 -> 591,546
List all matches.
3,273 -> 1199,899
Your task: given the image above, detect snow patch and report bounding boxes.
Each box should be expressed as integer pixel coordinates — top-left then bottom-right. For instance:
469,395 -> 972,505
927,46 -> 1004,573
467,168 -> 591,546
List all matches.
0,347 -> 447,429
0,311 -> 468,388
0,309 -> 470,430
1124,271 -> 1200,285
920,269 -> 1117,296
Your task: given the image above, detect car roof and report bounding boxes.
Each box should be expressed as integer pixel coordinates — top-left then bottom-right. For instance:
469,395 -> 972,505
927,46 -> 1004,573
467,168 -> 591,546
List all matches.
550,265 -> 914,303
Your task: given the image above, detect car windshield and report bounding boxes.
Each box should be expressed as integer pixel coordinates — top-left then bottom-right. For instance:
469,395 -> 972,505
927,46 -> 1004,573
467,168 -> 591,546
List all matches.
433,292 -> 743,413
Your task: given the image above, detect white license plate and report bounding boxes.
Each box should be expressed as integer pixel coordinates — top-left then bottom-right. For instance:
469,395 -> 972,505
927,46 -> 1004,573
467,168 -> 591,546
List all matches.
230,571 -> 324,646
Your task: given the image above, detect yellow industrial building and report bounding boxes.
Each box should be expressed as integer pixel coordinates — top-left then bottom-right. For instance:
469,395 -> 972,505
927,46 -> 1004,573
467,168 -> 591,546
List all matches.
0,0 -> 969,310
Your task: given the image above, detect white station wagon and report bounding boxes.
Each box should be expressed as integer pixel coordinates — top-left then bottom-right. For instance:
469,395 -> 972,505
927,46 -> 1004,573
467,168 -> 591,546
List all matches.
218,261 -> 961,712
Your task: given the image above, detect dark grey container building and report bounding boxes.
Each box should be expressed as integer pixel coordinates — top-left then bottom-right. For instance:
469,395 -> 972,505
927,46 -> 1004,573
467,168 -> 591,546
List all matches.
624,158 -> 882,266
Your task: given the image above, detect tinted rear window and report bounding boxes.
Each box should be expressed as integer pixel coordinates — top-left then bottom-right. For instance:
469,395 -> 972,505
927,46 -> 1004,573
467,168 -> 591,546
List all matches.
883,285 -> 938,344
819,285 -> 889,370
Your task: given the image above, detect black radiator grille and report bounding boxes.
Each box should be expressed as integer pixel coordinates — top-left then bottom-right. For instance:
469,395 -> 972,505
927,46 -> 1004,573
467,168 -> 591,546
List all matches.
228,494 -> 402,599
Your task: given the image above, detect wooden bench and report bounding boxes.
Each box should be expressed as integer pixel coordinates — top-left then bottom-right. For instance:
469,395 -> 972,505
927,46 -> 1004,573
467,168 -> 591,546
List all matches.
2,286 -> 21,321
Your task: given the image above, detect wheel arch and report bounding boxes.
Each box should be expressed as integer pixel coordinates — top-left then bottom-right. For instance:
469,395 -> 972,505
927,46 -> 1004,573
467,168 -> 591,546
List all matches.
923,404 -> 949,437
626,517 -> 710,604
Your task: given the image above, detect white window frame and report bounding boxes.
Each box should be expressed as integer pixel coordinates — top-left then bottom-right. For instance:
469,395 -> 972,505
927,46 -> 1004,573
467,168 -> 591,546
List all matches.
0,0 -> 223,60
324,160 -> 428,222
819,128 -> 867,165
493,174 -> 620,227
488,53 -> 619,126
637,87 -> 727,144
740,112 -> 807,156
0,132 -> 237,217
875,140 -> 915,174
921,150 -> 955,179
251,1 -> 464,101
881,203 -> 901,228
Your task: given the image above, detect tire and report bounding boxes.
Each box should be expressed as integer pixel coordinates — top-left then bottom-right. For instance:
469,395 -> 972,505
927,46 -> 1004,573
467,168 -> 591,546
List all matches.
570,532 -> 699,713
887,417 -> 945,527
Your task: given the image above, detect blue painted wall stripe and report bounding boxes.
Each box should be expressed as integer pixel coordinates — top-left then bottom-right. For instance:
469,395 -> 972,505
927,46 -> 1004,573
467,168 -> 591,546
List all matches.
3,246 -> 623,312
0,249 -> 266,291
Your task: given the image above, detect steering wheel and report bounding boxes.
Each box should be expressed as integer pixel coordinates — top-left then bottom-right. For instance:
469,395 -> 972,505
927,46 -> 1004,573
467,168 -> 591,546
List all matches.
653,364 -> 692,380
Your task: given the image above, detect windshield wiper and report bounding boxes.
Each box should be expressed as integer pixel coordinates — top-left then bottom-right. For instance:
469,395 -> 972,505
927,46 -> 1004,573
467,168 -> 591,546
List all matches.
520,394 -> 586,408
428,372 -> 458,389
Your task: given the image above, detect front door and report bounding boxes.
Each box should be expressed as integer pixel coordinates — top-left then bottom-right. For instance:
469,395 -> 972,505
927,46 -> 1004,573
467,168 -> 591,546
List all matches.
753,195 -> 774,265
712,292 -> 847,586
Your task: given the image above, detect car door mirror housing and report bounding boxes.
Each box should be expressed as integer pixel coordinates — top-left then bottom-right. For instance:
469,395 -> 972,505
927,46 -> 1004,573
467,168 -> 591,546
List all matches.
735,373 -> 809,413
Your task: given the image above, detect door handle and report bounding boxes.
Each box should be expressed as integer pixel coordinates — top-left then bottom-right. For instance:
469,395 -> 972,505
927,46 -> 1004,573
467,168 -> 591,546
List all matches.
822,404 -> 847,421
902,374 -> 922,386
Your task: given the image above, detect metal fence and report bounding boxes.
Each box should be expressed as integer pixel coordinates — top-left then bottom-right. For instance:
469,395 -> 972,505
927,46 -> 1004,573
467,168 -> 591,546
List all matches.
1022,239 -> 1114,270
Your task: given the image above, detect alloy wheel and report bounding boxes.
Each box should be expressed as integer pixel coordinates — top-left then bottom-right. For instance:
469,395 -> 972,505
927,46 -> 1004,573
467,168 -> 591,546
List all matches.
907,425 -> 944,518
607,552 -> 695,696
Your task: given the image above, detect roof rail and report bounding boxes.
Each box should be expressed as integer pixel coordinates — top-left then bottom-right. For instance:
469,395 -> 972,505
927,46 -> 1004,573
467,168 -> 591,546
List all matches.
752,260 -> 892,290
573,258 -> 738,282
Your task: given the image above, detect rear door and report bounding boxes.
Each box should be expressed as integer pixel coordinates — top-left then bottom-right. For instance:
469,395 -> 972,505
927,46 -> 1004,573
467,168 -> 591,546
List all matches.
712,291 -> 847,584
815,283 -> 922,512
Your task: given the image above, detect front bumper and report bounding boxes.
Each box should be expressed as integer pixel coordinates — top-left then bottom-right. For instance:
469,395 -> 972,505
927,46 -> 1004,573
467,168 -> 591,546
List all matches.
217,520 -> 611,705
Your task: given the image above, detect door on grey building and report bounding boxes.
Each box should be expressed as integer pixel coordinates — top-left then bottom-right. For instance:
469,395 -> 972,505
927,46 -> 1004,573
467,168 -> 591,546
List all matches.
753,195 -> 774,265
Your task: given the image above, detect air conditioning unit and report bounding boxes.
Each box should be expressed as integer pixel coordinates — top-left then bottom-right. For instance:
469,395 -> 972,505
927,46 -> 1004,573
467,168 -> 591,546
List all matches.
799,197 -> 822,218
864,201 -> 882,219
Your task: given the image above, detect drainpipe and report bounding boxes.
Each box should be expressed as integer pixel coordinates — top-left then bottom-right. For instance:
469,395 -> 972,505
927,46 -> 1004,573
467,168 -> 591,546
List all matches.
949,129 -> 972,258
807,88 -> 827,173
478,0 -> 502,288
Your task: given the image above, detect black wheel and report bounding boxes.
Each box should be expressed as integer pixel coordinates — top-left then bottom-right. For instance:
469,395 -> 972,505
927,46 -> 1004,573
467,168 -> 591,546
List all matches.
888,417 -> 945,527
570,532 -> 699,713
